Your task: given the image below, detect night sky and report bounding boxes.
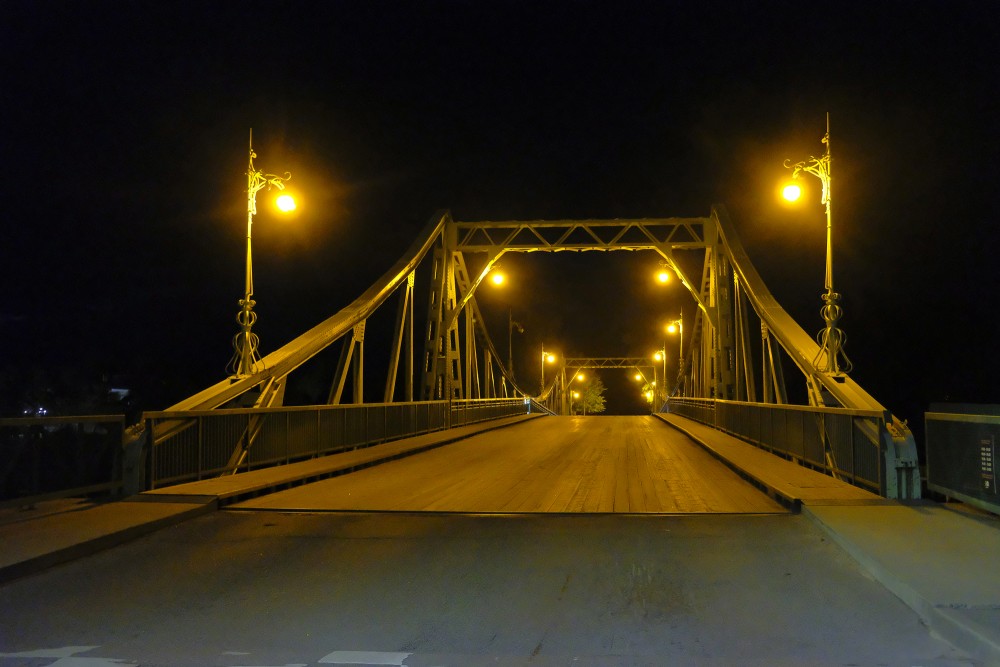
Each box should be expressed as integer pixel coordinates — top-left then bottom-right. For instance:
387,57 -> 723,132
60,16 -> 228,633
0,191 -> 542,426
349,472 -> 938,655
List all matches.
2,2 -> 998,431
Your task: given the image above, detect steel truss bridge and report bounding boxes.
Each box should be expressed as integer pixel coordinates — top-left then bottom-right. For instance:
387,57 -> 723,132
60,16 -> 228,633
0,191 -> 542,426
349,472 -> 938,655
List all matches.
152,205 -> 919,499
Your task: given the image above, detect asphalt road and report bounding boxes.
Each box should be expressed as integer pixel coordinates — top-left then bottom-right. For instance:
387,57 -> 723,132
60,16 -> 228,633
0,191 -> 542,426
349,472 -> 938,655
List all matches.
0,511 -> 974,666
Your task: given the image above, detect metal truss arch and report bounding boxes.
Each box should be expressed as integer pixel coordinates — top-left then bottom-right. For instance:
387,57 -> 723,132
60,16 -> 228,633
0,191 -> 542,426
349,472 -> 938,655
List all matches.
163,203 -> 918,498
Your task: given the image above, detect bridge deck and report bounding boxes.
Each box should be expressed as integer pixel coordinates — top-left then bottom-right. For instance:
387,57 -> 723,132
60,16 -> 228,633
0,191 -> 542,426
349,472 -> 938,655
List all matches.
231,415 -> 786,514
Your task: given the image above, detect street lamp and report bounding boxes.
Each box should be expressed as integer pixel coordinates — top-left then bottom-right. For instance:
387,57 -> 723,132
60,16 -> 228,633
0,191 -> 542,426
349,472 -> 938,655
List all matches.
566,371 -> 585,390
489,266 -> 506,286
665,314 -> 683,395
783,113 -> 851,374
632,368 -> 655,408
540,346 -> 556,394
228,131 -> 294,378
655,262 -> 672,285
653,349 -> 666,404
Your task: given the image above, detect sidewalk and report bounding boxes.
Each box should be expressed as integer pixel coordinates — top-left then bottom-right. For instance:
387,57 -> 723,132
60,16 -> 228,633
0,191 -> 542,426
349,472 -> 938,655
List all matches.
0,414 -> 540,585
656,412 -> 1000,663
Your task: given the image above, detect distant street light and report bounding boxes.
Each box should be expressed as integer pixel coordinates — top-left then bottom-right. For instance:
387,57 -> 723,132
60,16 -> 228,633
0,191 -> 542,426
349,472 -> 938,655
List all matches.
656,262 -> 670,285
632,368 -> 655,409
783,113 -> 851,375
665,314 -> 683,396
653,348 -> 666,405
540,347 -> 556,394
228,130 -> 295,378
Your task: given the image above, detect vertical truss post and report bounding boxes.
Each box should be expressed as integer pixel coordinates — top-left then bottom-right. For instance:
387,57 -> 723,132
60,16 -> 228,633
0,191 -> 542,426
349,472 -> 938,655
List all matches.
329,321 -> 365,405
422,225 -> 460,400
761,323 -> 788,405
465,309 -> 478,400
385,271 -> 415,402
353,322 -> 365,404
733,275 -> 757,402
713,255 -> 736,400
405,272 -> 414,402
484,349 -> 494,399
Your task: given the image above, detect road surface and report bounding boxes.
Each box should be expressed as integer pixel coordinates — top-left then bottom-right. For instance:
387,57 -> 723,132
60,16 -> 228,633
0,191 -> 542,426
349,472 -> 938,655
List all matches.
0,512 -> 971,666
234,416 -> 784,513
0,417 -> 975,665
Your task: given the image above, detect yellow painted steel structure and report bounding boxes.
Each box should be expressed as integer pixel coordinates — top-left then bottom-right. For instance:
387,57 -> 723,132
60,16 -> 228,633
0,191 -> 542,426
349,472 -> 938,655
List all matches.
162,205 -> 919,498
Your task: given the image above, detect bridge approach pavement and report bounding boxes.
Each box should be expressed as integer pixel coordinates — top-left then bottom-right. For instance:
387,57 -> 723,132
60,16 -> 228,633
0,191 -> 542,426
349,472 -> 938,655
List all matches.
0,413 -> 998,665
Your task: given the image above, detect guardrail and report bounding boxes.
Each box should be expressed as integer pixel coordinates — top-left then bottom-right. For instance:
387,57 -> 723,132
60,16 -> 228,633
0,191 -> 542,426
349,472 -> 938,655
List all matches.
926,406 -> 1000,515
145,398 -> 534,490
0,415 -> 125,505
667,397 -> 886,495
451,398 -> 534,425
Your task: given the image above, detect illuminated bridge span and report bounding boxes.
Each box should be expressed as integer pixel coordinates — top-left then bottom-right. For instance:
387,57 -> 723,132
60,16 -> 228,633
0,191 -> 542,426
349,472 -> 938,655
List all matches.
155,205 -> 919,499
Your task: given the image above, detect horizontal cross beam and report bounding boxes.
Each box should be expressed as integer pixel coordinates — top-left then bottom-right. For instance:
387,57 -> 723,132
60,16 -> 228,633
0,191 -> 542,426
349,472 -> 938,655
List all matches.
452,218 -> 710,252
563,357 -> 655,369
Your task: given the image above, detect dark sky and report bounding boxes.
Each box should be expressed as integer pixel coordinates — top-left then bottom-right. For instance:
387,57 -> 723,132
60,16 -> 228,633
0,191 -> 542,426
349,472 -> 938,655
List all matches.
2,1 -> 998,423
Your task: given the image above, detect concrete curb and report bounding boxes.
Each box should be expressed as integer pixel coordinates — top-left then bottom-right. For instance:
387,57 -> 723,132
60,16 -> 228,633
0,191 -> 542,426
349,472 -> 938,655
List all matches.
803,506 -> 1000,664
0,497 -> 216,585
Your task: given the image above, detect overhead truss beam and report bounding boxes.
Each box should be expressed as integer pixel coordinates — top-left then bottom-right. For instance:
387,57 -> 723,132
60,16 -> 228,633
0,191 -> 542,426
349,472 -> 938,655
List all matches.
452,217 -> 710,252
563,357 -> 656,370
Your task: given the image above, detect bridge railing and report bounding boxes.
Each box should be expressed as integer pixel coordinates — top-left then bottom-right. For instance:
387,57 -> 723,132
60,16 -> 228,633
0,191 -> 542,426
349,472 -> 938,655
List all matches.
0,415 -> 125,505
145,398 -> 534,489
666,398 -> 886,495
451,398 -> 533,426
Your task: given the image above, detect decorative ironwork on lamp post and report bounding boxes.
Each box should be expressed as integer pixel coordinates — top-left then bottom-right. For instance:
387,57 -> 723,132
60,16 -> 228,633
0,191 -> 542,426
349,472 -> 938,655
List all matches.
228,131 -> 293,378
784,113 -> 852,375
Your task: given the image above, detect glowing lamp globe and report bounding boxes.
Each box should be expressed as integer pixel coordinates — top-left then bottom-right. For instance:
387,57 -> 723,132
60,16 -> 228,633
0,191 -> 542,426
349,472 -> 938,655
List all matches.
782,184 -> 802,203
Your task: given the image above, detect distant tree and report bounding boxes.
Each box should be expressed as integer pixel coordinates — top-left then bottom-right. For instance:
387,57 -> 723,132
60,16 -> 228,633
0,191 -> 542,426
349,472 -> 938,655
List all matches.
572,376 -> 607,415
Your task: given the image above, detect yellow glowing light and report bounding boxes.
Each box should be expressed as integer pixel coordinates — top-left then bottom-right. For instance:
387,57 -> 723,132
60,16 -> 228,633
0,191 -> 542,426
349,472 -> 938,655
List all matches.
654,351 -> 663,362
576,373 -> 585,381
276,193 -> 297,212
782,183 -> 802,203
545,354 -> 556,364
634,373 -> 642,381
667,323 -> 679,335
572,391 -> 580,399
490,271 -> 506,286
656,269 -> 671,284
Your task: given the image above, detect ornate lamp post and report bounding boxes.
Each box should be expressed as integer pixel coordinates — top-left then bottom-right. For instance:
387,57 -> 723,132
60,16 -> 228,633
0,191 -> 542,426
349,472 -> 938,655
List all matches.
784,113 -> 851,374
228,131 -> 294,378
665,314 -> 683,395
540,346 -> 556,394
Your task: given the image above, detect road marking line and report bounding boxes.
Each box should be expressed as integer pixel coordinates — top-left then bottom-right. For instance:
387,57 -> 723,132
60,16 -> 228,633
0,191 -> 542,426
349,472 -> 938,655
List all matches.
318,651 -> 412,665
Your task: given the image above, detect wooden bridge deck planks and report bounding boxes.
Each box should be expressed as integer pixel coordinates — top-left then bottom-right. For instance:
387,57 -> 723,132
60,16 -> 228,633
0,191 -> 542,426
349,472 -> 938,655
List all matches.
232,415 -> 786,514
